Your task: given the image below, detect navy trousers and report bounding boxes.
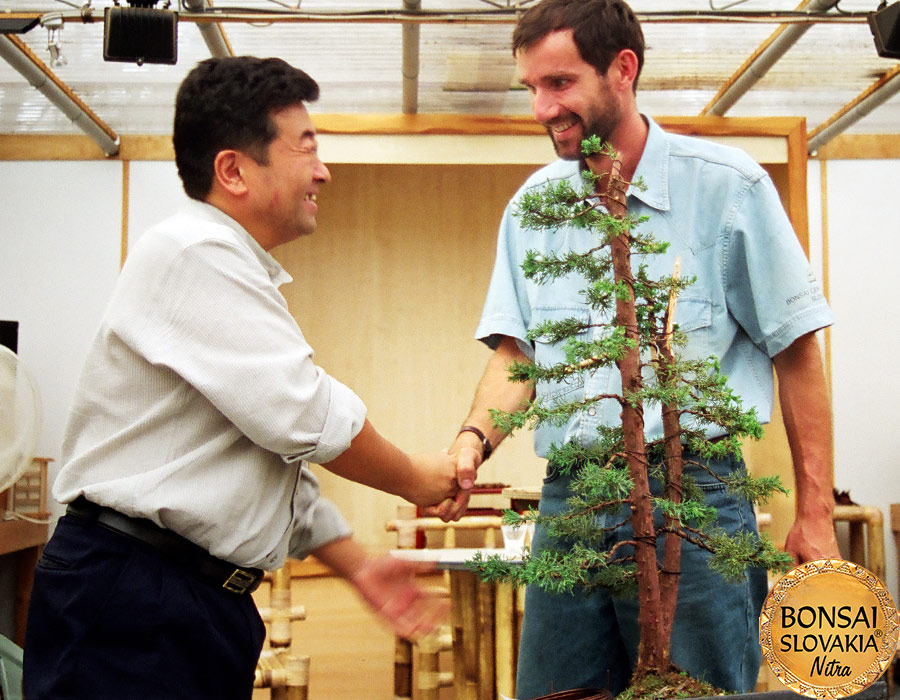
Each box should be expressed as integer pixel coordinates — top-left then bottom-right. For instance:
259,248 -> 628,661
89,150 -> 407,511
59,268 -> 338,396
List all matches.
23,514 -> 266,700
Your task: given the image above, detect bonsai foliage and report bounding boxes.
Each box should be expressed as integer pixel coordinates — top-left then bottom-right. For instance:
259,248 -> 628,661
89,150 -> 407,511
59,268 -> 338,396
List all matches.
472,137 -> 793,686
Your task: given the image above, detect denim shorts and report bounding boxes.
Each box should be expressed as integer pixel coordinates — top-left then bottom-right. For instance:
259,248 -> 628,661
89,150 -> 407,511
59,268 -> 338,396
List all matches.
515,452 -> 768,699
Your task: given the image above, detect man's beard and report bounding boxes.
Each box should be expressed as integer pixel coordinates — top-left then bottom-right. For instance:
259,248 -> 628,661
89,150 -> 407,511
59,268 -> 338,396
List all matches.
547,102 -> 619,161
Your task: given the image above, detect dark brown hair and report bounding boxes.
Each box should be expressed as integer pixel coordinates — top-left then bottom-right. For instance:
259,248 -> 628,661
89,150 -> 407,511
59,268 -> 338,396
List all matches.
512,0 -> 644,91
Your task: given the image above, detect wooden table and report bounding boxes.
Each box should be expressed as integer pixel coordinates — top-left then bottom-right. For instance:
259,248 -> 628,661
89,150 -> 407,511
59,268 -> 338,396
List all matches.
0,519 -> 48,645
0,457 -> 51,645
502,486 -> 541,514
391,548 -> 522,700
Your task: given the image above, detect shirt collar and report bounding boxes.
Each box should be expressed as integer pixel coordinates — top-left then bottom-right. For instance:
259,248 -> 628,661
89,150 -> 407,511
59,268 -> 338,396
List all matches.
182,199 -> 293,287
629,115 -> 671,213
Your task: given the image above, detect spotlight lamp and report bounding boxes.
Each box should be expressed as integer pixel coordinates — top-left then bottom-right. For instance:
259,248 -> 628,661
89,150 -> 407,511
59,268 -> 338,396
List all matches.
869,1 -> 900,59
103,0 -> 178,66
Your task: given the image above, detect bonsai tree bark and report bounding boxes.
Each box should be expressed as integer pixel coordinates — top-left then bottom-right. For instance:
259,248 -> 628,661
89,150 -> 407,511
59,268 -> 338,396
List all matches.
473,138 -> 793,692
604,155 -> 668,675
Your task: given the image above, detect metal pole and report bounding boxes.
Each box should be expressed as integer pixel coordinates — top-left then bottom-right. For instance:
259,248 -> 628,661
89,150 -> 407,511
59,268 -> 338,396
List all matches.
807,65 -> 900,153
0,34 -> 119,156
703,0 -> 841,116
401,0 -> 421,114
182,0 -> 233,58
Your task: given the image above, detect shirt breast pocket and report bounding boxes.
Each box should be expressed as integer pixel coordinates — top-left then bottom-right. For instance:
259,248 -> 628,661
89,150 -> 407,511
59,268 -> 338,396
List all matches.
530,306 -> 590,403
673,295 -> 713,360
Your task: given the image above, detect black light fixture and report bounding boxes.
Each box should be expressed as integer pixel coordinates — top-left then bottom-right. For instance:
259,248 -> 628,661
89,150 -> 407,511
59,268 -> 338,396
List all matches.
869,1 -> 900,59
0,18 -> 40,34
103,0 -> 178,66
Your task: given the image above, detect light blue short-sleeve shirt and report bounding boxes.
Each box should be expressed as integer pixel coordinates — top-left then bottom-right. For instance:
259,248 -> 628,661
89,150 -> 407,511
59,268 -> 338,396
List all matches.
476,117 -> 834,458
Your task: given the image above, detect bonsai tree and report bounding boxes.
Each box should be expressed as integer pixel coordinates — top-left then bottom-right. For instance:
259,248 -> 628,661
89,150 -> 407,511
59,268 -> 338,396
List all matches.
472,138 -> 794,698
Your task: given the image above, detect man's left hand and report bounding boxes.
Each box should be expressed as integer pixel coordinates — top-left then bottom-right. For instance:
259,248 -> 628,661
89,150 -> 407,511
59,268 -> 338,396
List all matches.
350,554 -> 450,642
783,513 -> 840,563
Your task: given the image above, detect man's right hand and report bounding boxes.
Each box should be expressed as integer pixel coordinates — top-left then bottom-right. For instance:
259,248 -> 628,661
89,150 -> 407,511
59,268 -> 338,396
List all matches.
402,450 -> 469,512
422,335 -> 536,522
410,445 -> 479,522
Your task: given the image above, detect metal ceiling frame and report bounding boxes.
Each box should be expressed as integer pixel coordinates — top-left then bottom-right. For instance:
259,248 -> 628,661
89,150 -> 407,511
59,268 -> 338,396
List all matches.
702,0 -> 842,117
182,0 -> 234,58
7,7 -> 870,24
702,0 -> 900,153
0,32 -> 119,155
1,5 -> 895,154
402,0 -> 420,114
808,62 -> 900,153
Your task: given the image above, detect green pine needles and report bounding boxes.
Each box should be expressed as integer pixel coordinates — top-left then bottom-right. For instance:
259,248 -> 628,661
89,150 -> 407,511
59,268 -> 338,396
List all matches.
470,138 -> 793,688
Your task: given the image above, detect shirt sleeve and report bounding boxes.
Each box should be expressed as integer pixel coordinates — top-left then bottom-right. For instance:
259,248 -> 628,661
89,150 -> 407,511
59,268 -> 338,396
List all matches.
288,474 -> 353,560
474,203 -> 535,359
110,235 -> 367,464
724,175 -> 835,357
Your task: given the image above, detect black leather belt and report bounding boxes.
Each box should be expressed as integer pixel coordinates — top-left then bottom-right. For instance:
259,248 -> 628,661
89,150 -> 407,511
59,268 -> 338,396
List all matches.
66,496 -> 263,595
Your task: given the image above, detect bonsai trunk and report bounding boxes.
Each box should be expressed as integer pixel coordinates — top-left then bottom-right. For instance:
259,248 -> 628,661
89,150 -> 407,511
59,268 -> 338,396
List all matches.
604,167 -> 670,678
657,278 -> 684,652
658,361 -> 683,651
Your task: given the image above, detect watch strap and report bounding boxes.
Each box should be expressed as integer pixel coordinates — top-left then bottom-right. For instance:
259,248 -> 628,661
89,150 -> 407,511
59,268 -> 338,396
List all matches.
457,425 -> 493,461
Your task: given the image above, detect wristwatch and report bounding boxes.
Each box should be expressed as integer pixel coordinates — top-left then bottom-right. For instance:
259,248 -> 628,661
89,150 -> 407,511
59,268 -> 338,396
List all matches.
457,425 -> 493,461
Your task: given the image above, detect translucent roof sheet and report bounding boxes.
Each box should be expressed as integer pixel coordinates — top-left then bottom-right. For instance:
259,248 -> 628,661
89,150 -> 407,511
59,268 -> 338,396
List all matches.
2,0 -> 898,141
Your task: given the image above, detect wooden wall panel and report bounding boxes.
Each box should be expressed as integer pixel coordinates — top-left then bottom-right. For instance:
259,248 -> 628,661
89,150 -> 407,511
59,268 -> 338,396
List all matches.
274,163 -> 546,548
273,158 -> 805,550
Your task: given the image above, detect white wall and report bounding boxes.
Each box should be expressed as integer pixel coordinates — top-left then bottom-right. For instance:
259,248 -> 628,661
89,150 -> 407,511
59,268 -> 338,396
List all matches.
127,161 -> 190,251
0,160 -> 188,522
819,159 -> 900,601
0,161 -> 122,506
1,156 -> 898,605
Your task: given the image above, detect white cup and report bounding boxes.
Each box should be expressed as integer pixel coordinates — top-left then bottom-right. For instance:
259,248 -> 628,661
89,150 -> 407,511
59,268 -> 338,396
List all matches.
501,523 -> 528,559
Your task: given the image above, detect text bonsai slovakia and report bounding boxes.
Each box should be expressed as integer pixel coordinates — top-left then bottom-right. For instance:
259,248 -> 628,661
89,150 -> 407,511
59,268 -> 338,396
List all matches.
779,604 -> 881,677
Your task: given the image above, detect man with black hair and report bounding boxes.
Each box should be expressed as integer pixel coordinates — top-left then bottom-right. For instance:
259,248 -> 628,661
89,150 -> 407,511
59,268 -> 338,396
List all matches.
24,56 -> 473,700
442,0 -> 839,696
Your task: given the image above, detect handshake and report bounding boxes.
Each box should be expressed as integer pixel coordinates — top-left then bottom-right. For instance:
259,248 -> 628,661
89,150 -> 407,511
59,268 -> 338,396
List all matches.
317,422 -> 497,640
320,419 -> 494,523
402,440 -> 486,523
